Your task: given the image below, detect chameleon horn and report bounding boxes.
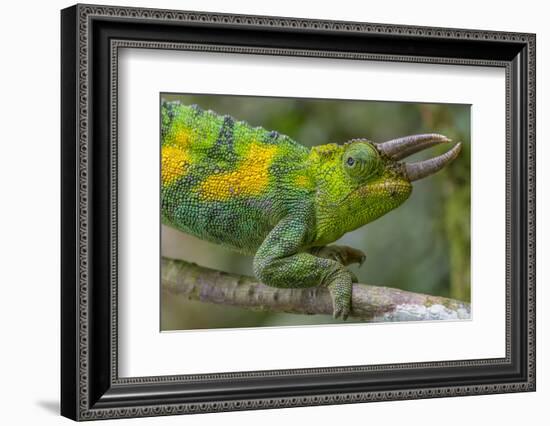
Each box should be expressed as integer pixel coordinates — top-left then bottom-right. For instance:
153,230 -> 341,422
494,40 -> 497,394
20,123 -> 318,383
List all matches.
377,133 -> 452,160
405,142 -> 462,182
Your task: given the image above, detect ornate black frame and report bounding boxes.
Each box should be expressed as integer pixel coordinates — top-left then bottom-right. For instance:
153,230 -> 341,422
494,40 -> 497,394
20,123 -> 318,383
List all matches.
61,3 -> 536,421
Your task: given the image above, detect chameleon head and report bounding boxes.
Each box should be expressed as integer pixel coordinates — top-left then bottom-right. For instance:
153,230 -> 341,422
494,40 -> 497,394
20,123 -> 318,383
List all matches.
322,134 -> 461,236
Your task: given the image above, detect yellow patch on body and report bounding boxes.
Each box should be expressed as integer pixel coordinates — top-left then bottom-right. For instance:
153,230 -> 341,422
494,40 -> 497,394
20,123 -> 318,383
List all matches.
161,146 -> 190,186
199,142 -> 278,201
174,128 -> 191,147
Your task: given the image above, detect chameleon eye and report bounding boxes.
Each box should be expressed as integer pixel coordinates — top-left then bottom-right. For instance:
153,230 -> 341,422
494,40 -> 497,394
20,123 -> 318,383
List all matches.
343,143 -> 380,180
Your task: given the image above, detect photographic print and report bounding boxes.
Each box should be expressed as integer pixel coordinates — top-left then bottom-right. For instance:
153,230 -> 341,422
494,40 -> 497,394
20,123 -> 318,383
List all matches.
160,94 -> 471,331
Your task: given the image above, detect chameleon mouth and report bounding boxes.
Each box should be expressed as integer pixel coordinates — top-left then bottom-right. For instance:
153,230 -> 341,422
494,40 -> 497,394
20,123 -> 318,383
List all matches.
357,181 -> 411,200
334,180 -> 410,209
376,133 -> 462,182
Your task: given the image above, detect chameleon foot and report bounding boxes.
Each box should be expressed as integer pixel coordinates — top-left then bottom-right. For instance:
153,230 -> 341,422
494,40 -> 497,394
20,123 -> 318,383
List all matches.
325,269 -> 353,320
310,245 -> 366,267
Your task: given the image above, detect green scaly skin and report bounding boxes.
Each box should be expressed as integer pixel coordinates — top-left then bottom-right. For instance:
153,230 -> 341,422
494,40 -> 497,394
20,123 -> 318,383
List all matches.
161,102 -> 415,319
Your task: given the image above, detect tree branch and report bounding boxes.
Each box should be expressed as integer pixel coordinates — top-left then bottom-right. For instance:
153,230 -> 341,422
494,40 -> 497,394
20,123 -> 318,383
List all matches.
162,257 -> 471,322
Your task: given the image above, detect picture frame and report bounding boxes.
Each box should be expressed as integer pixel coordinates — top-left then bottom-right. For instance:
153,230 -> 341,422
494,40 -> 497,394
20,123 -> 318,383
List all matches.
60,3 -> 536,421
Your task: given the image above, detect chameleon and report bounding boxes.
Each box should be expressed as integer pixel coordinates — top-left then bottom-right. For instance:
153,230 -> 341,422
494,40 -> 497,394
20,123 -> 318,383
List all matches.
161,101 -> 462,319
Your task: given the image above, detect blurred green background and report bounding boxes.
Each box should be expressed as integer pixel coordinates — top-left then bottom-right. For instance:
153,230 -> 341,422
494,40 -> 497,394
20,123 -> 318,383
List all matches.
160,93 -> 471,331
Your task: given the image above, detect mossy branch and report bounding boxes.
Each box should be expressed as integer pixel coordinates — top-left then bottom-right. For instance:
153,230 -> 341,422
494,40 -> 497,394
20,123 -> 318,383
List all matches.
162,257 -> 471,322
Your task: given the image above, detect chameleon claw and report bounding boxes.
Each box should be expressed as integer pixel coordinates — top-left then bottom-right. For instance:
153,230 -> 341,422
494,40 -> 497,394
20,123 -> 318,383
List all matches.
333,304 -> 350,320
327,270 -> 353,320
344,247 -> 366,267
311,245 -> 366,268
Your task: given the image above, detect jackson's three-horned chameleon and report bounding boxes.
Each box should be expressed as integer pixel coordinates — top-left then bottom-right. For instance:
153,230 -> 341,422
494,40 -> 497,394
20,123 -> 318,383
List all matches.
161,102 -> 461,319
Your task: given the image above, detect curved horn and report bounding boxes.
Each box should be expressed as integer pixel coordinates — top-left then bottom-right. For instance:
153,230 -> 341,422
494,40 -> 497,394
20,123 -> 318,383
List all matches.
405,143 -> 462,182
377,133 -> 451,160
